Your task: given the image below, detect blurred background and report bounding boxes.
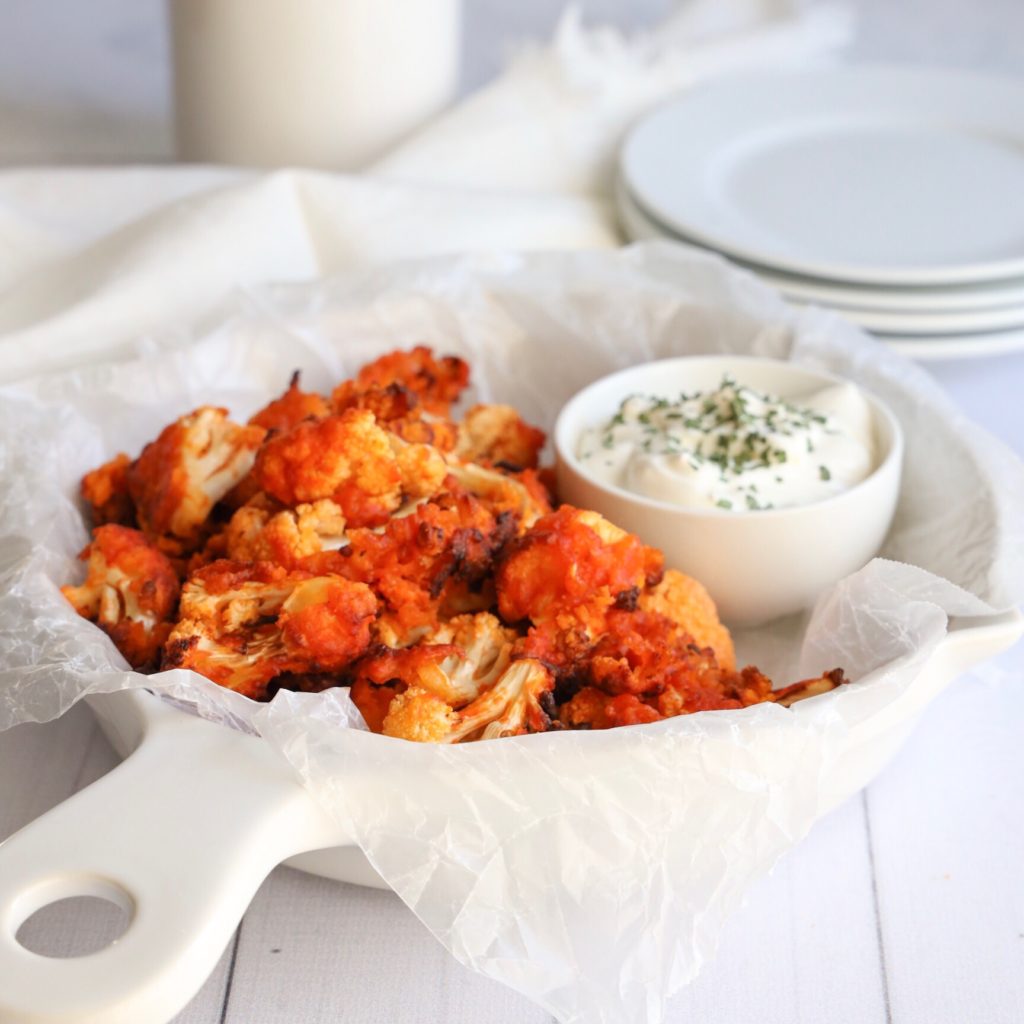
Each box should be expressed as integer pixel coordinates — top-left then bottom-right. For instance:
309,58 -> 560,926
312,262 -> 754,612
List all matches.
1,0 -> 1021,165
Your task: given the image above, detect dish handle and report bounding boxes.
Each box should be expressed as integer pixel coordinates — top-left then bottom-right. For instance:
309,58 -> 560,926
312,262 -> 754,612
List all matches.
0,696 -> 344,1024
814,607 -> 1024,813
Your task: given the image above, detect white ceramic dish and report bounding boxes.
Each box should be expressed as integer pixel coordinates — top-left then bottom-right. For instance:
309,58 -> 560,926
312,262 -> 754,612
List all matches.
616,183 -> 1024,361
616,177 -> 1024,313
757,269 -> 1024,316
0,247 -> 1021,1024
0,689 -> 373,1024
787,299 -> 1024,337
554,356 -> 903,625
882,326 -> 1024,360
621,67 -> 1024,287
0,600 -> 1021,1024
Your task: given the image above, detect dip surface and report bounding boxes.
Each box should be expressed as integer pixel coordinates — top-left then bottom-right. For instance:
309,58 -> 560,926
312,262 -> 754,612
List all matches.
576,375 -> 875,511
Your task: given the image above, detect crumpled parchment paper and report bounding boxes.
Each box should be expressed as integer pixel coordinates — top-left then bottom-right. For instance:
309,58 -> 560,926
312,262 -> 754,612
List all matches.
1,243 -> 1022,1023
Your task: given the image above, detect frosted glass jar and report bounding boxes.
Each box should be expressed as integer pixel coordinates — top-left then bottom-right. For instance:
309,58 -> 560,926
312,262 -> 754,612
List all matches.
170,0 -> 461,169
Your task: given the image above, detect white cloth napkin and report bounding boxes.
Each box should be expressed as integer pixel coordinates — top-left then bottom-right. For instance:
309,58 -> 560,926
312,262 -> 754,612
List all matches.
0,0 -> 850,384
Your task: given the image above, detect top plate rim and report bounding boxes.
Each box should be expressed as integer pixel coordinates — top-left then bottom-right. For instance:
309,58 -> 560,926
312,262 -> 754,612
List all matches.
620,66 -> 1024,287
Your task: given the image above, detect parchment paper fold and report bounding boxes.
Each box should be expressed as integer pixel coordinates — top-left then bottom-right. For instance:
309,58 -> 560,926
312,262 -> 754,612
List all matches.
1,244 -> 1021,1023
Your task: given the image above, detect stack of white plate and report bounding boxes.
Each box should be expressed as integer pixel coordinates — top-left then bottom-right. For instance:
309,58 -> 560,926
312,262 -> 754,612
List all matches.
617,67 -> 1024,360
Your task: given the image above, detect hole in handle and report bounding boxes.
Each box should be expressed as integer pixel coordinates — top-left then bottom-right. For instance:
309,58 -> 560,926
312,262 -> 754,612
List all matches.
11,877 -> 134,959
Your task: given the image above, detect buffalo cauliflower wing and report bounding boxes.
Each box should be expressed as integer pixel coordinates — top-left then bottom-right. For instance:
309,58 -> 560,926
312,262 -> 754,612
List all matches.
637,569 -> 735,672
61,525 -> 180,670
353,612 -> 516,710
496,506 -> 663,636
558,666 -> 845,729
277,576 -> 378,672
333,380 -> 460,452
382,658 -> 555,743
80,453 -> 135,527
348,642 -> 465,736
446,461 -> 551,530
248,371 -> 330,433
559,610 -> 845,729
326,491 -> 519,647
224,498 -> 347,567
421,613 -> 517,703
378,685 -> 457,742
128,406 -> 266,546
557,689 -> 663,730
455,404 -> 546,470
332,345 -> 469,417
252,409 -> 446,527
163,560 -> 376,699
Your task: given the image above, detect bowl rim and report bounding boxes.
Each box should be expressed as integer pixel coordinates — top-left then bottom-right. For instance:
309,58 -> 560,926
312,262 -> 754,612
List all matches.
553,354 -> 905,522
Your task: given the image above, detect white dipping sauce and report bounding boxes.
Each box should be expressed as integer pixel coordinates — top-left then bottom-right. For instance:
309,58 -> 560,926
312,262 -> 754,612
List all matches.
577,376 -> 875,511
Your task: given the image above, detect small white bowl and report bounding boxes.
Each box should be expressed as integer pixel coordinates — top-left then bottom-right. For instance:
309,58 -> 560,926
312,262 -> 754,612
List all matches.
554,356 -> 904,626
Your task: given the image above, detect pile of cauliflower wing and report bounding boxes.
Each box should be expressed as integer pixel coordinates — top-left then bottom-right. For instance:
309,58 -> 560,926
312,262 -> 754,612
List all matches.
62,346 -> 845,742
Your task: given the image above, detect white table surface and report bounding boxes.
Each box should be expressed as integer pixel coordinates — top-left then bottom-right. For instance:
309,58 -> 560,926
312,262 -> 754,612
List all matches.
1,3 -> 1023,1023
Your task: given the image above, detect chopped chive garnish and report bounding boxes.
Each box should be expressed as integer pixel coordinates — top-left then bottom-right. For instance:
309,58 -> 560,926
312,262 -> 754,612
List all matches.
581,376 -> 843,506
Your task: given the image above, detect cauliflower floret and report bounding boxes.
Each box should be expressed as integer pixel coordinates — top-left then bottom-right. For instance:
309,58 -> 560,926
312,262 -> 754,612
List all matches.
80,453 -> 134,526
355,613 -> 516,709
558,615 -> 845,728
332,379 -> 418,420
473,659 -> 557,740
176,559 -> 298,632
653,662 -> 774,717
346,639 -> 465,734
583,609 -> 750,712
349,676 -> 406,733
332,490 -> 518,648
638,568 -> 735,672
455,404 -> 546,470
387,433 -> 448,500
382,658 -> 555,742
128,407 -> 266,544
333,346 -> 469,417
252,409 -> 397,518
446,461 -> 550,530
248,371 -> 329,433
277,576 -> 378,671
333,380 -> 460,452
61,525 -> 180,670
252,409 -> 446,528
163,621 -> 295,698
496,505 -> 663,636
164,560 -> 377,699
558,690 -> 663,730
422,613 -> 517,704
381,686 -> 458,742
225,498 -> 347,567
